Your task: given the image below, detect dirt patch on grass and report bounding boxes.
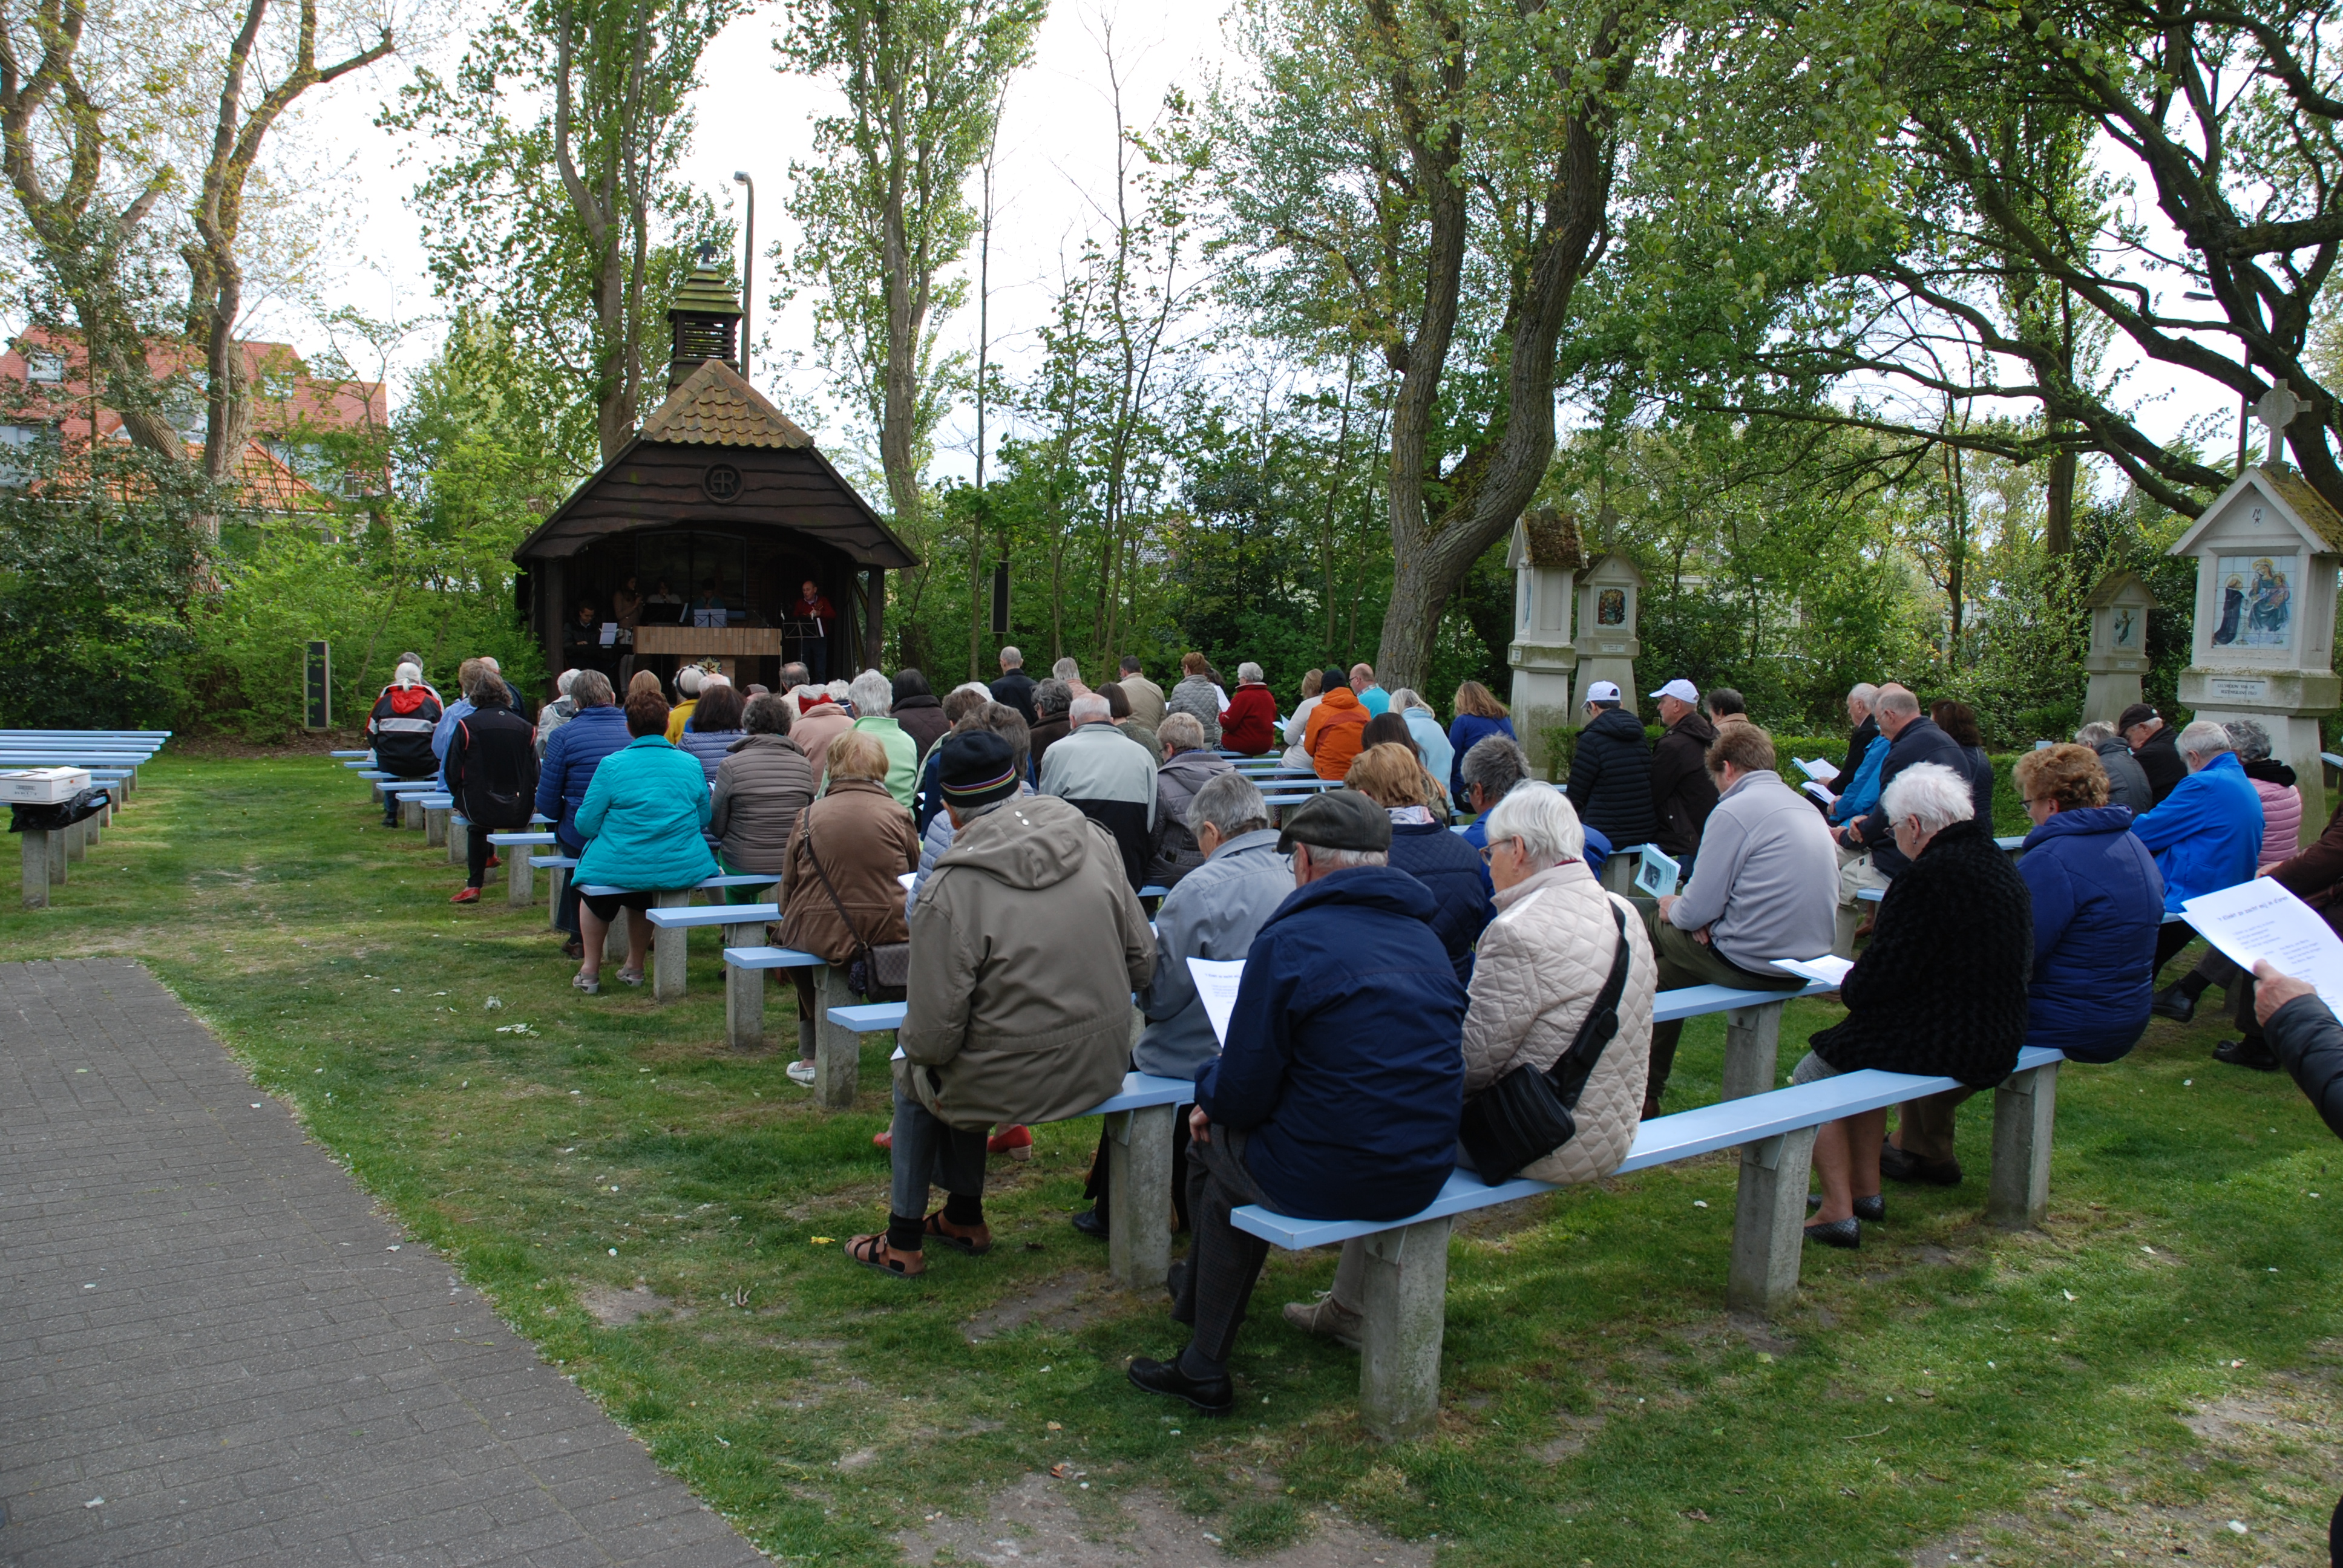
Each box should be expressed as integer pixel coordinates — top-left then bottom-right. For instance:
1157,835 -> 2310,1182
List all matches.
578,1282 -> 690,1326
1534,1412 -> 1607,1464
963,1269 -> 1124,1344
897,1471 -> 1432,1566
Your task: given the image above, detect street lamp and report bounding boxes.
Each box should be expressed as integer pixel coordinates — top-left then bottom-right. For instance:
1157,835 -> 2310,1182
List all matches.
732,170 -> 754,382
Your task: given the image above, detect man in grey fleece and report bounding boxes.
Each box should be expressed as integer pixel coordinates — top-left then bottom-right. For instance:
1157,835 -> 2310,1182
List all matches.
1038,693 -> 1158,890
1637,720 -> 1839,1117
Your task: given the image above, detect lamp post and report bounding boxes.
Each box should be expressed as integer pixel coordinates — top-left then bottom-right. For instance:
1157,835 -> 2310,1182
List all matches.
732,170 -> 753,381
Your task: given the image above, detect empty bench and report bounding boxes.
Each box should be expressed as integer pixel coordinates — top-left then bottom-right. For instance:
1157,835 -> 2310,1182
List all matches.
1232,1045 -> 2064,1439
643,902 -> 779,1001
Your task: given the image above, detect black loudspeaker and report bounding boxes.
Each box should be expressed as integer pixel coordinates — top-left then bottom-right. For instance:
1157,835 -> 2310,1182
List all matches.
990,563 -> 1010,635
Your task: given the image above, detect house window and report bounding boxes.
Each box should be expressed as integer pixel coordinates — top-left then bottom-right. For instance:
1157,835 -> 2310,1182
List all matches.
0,422 -> 48,485
24,351 -> 64,384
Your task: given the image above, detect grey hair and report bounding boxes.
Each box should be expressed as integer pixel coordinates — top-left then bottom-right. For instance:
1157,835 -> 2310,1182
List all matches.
2179,719 -> 2234,760
1849,682 -> 1879,707
2075,720 -> 2117,746
1186,770 -> 1270,840
1460,734 -> 1531,799
848,668 -> 892,717
1305,845 -> 1388,871
1389,687 -> 1428,714
1236,661 -> 1263,685
1482,780 -> 1585,864
571,669 -> 615,707
556,668 -> 582,696
743,692 -> 793,734
1158,711 -> 1207,753
1034,678 -> 1073,717
2223,717 -> 2272,762
951,681 -> 992,699
1068,693 -> 1112,725
1880,760 -> 1974,834
1052,657 -> 1082,683
1875,684 -> 1920,719
999,645 -> 1023,668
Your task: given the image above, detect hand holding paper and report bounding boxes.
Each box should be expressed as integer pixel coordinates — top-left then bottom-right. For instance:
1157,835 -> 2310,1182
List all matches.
2183,880 -> 2343,1022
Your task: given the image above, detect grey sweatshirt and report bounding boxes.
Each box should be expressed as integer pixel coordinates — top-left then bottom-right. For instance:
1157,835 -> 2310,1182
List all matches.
1665,769 -> 1838,972
1133,829 -> 1294,1079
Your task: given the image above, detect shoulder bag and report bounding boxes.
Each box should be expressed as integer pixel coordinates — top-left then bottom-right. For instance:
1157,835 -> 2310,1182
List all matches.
800,814 -> 911,1001
1458,902 -> 1632,1185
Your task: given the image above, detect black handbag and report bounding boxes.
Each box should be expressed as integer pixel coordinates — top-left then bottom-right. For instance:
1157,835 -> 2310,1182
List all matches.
799,818 -> 911,1001
1458,903 -> 1633,1185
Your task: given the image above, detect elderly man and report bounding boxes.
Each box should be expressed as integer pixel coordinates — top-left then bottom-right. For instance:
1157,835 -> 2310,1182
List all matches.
1119,655 -> 1168,728
1349,662 -> 1391,716
1565,680 -> 1656,869
1040,691 -> 1158,889
848,730 -> 1155,1278
2077,720 -> 2154,812
1460,734 -> 1612,878
1127,790 -> 1464,1414
1839,684 -> 1880,784
1839,684 -> 1962,881
1072,771 -> 1293,1242
1639,722 -> 1837,1117
1028,678 -> 1075,769
2120,703 -> 2186,805
989,646 -> 1038,725
2134,719 -> 2264,982
1647,678 -> 1720,870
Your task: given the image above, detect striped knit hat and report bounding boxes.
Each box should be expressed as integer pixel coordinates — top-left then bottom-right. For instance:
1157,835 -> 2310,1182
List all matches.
938,730 -> 1020,808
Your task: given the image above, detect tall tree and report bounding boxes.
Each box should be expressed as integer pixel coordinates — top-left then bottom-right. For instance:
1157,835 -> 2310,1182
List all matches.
390,0 -> 739,464
777,0 -> 1043,546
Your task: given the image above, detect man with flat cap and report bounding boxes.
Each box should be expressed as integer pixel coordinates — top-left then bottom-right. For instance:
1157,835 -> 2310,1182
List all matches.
1126,788 -> 1466,1414
846,728 -> 1156,1278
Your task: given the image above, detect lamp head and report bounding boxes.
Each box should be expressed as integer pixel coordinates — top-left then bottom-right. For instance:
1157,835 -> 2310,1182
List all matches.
732,169 -> 750,184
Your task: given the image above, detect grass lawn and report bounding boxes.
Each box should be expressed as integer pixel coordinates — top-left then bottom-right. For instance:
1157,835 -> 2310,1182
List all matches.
7,752 -> 2340,1566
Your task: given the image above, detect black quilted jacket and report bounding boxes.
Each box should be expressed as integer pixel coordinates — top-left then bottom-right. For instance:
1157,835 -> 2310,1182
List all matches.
1810,818 -> 2033,1087
1565,705 -> 1657,851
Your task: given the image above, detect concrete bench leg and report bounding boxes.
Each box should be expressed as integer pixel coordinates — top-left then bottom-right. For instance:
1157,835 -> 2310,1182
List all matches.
1358,1215 -> 1453,1440
726,960 -> 767,1050
546,866 -> 569,932
64,818 -> 87,863
1726,1125 -> 1820,1315
652,890 -> 692,1001
21,829 -> 49,908
425,806 -> 449,847
505,845 -> 532,908
401,794 -> 425,830
603,907 -> 630,964
1105,1102 -> 1176,1291
814,965 -> 859,1109
82,813 -> 99,848
447,819 -> 467,866
48,827 -> 66,886
1720,1001 -> 1786,1100
1988,1060 -> 2058,1230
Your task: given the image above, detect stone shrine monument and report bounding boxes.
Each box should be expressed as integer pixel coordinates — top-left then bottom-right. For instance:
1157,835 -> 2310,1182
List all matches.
1573,549 -> 1646,714
2168,452 -> 2342,849
1506,508 -> 1584,774
2080,569 -> 2155,725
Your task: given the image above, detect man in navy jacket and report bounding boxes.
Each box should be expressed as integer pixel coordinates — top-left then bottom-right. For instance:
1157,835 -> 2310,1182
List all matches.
1840,684 -> 1965,880
1127,789 -> 1466,1415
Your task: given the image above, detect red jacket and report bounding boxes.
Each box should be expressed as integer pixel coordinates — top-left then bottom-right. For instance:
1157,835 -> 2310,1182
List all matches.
1219,684 -> 1279,754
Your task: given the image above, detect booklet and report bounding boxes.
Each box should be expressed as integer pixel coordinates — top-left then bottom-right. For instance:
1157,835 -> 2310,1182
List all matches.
1186,957 -> 1247,1045
1772,953 -> 1855,988
2181,880 -> 2343,1021
1801,780 -> 1838,808
1795,757 -> 1840,783
1634,843 -> 1680,898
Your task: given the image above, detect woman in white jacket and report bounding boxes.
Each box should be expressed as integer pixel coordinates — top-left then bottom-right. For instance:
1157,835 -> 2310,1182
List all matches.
1285,780 -> 1654,1347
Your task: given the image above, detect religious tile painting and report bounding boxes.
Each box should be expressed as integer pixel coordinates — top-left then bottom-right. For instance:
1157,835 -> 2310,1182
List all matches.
2211,554 -> 2295,650
1596,587 -> 1627,626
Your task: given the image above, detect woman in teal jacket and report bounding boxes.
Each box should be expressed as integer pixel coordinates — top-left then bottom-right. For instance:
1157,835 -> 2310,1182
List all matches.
572,691 -> 717,993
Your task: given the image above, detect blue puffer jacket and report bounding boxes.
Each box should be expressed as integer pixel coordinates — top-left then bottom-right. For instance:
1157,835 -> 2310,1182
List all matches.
1388,820 -> 1492,986
2130,751 -> 2263,912
2018,806 -> 2166,1062
1196,866 -> 1466,1221
535,704 -> 629,852
573,736 -> 717,890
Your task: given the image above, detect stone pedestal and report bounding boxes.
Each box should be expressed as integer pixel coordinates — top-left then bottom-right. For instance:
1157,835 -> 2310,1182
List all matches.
1571,552 -> 1646,719
2080,569 -> 2154,727
1505,509 -> 1583,779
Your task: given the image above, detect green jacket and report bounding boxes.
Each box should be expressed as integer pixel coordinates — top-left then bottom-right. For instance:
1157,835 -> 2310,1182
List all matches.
850,715 -> 920,810
574,735 -> 717,890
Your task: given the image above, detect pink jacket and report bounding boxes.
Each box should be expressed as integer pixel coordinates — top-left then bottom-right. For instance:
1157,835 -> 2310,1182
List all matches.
2253,776 -> 2304,871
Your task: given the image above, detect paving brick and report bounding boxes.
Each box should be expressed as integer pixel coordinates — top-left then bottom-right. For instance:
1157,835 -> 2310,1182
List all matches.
0,959 -> 765,1568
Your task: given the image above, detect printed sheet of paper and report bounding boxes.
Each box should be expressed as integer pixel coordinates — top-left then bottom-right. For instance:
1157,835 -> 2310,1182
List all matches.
1801,780 -> 1838,808
897,872 -> 917,893
1796,757 -> 1840,783
1186,957 -> 1247,1046
2182,879 -> 2343,1021
1772,953 -> 1855,987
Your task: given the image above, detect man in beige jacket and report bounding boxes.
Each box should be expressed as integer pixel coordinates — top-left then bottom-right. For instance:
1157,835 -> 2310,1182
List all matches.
846,729 -> 1156,1278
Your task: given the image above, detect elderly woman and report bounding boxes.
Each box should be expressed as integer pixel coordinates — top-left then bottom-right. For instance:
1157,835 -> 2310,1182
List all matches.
1279,668 -> 1325,769
1147,713 -> 1233,886
710,691 -> 814,894
1166,652 -> 1225,749
1219,662 -> 1280,755
571,689 -> 718,993
677,679 -> 745,783
789,685 -> 854,780
1346,742 -> 1488,984
779,730 -> 921,1085
847,668 -> 919,807
1883,743 -> 2164,1185
1285,781 -> 1654,1348
535,668 -> 583,760
1389,688 -> 1455,792
1800,762 -> 2032,1246
890,668 -> 951,761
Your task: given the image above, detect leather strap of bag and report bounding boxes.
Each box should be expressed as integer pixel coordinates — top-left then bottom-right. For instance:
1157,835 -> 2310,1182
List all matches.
1544,902 -> 1632,1109
799,812 -> 877,969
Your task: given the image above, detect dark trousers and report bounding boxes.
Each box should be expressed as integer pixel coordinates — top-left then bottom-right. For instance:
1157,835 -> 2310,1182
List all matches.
554,861 -> 583,936
889,1086 -> 988,1225
1636,900 -> 1806,1105
1173,1128 -> 1276,1365
465,817 -> 494,889
1891,1085 -> 1980,1164
2152,921 -> 2197,982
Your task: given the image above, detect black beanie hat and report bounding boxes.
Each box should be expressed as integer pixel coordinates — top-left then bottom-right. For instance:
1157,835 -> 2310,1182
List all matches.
939,729 -> 1020,809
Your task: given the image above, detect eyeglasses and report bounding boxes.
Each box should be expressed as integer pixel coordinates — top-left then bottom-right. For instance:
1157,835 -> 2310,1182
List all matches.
1478,837 -> 1521,864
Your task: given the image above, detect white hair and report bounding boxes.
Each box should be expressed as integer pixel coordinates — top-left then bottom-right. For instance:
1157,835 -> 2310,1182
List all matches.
998,645 -> 1023,668
951,681 -> 992,699
1389,687 -> 1428,714
1306,845 -> 1388,870
677,665 -> 706,696
1158,711 -> 1206,751
1236,661 -> 1263,685
556,668 -> 582,696
1875,685 -> 1920,720
826,679 -> 851,701
1849,682 -> 1879,706
1880,761 -> 1974,834
1068,693 -> 1112,725
2074,720 -> 2116,746
1052,656 -> 1083,683
848,669 -> 892,716
2179,719 -> 2234,760
394,661 -> 421,689
1482,780 -> 1586,865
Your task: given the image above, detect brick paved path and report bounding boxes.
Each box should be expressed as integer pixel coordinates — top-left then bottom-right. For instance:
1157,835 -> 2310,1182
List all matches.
0,959 -> 767,1567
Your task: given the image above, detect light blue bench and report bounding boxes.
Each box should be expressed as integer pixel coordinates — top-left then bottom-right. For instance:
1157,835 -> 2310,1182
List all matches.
643,902 -> 779,1001
1234,1044 -> 2066,1438
722,944 -> 832,1076
487,831 -> 559,905
532,854 -> 577,926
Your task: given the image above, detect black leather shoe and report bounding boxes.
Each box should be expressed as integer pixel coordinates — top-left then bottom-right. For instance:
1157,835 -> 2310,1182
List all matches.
2212,1037 -> 2282,1072
1127,1356 -> 1233,1414
1878,1143 -> 1962,1186
1803,1217 -> 1860,1249
2151,984 -> 2198,1022
1810,1193 -> 1884,1222
1070,1207 -> 1110,1241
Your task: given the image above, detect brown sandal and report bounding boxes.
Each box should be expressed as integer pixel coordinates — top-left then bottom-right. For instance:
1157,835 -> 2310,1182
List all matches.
845,1233 -> 923,1277
923,1212 -> 992,1256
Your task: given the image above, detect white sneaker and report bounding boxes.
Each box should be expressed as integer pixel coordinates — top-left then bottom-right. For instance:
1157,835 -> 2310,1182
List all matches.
786,1059 -> 818,1086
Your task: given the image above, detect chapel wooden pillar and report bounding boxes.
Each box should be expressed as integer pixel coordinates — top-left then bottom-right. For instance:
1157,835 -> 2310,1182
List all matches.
865,567 -> 885,670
